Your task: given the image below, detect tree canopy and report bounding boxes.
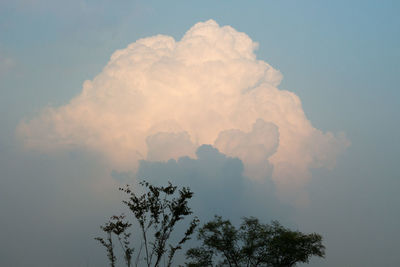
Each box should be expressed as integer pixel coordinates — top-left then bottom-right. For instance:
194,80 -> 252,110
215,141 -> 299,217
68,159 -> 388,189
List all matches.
96,181 -> 325,267
96,181 -> 199,267
186,216 -> 325,267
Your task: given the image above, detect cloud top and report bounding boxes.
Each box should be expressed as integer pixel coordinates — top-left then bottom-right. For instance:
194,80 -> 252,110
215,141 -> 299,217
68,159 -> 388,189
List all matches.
17,20 -> 349,192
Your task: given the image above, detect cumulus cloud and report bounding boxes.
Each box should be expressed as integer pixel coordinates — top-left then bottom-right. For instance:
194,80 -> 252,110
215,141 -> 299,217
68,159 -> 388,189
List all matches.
137,145 -> 246,218
137,145 -> 290,222
17,20 -> 349,194
215,119 -> 278,180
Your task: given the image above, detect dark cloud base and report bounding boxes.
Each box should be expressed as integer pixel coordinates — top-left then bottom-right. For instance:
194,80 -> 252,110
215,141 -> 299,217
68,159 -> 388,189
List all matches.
136,145 -> 292,225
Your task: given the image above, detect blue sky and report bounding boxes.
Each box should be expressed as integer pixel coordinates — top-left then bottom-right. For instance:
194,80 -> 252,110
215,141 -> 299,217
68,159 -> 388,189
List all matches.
0,1 -> 399,266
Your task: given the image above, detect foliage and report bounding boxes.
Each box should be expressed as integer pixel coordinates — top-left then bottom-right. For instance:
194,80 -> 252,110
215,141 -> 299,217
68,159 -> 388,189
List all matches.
95,214 -> 132,267
186,216 -> 325,267
95,181 -> 199,267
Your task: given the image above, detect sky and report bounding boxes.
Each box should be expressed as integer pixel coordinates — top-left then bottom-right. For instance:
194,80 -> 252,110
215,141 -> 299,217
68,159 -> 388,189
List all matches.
0,0 -> 399,266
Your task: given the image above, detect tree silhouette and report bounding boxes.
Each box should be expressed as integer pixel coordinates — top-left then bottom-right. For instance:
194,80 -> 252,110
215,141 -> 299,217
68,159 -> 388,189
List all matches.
186,216 -> 325,267
95,181 -> 199,267
96,182 -> 325,267
95,214 -> 132,267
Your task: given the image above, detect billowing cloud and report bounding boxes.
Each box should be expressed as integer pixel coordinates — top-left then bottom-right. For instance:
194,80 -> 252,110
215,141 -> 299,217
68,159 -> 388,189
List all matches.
17,20 -> 349,193
136,145 -> 289,221
215,119 -> 278,180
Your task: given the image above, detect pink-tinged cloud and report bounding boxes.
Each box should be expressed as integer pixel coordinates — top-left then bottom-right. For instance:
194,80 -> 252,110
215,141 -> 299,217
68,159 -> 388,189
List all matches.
17,20 -> 349,194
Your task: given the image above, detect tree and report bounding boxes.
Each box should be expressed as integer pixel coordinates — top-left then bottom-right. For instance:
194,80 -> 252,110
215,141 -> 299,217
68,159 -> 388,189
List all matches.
95,215 -> 133,267
186,216 -> 325,267
95,181 -> 199,267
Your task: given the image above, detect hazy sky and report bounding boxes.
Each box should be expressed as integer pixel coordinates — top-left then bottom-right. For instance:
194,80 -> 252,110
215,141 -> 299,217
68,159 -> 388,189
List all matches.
1,1 -> 399,266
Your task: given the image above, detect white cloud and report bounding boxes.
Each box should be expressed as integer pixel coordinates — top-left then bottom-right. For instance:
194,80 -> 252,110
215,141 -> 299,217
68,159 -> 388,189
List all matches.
17,20 -> 349,194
